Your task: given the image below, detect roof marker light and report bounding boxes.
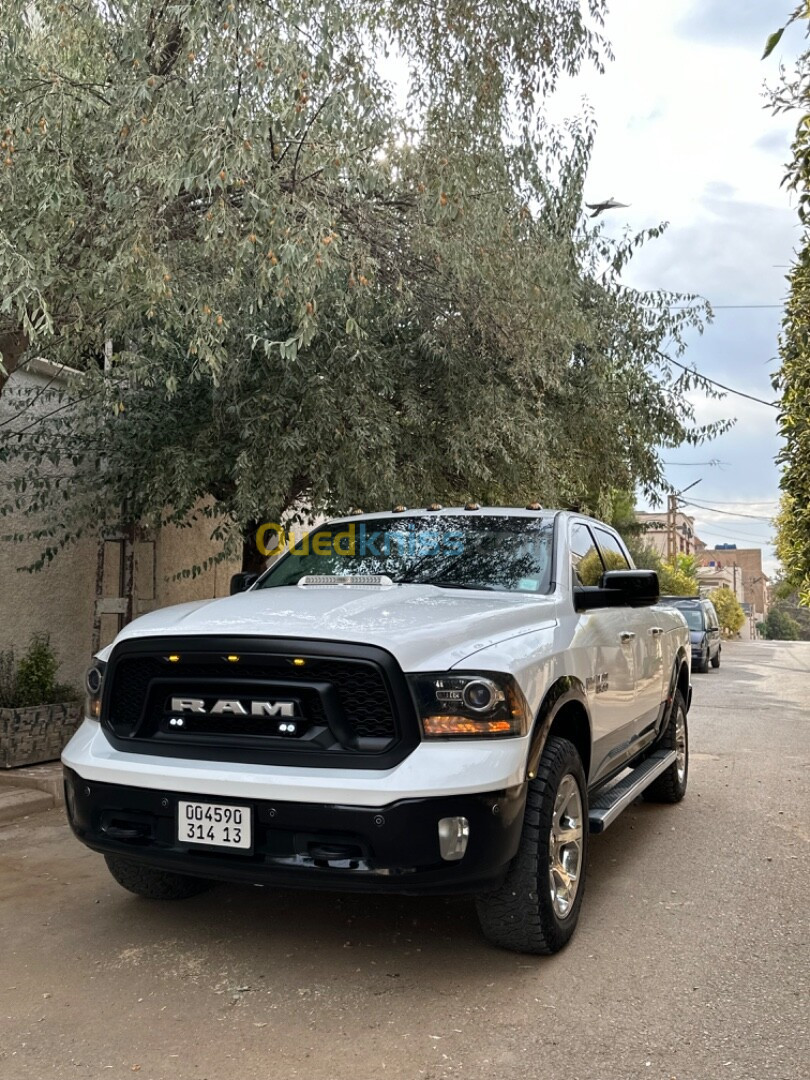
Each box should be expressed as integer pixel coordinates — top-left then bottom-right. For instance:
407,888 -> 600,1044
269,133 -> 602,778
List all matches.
392,504 -> 407,513
293,658 -> 306,667
427,503 -> 443,511
168,654 -> 181,663
226,654 -> 240,663
464,502 -> 480,511
526,502 -> 543,511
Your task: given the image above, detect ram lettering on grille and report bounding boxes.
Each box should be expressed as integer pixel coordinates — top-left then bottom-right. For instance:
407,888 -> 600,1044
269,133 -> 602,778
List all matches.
170,697 -> 296,717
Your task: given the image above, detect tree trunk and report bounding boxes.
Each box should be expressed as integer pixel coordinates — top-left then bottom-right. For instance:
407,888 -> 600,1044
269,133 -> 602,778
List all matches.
0,330 -> 29,397
241,520 -> 268,574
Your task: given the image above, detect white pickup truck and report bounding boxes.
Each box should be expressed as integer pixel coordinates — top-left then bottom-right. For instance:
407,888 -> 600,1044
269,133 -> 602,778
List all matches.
63,507 -> 691,954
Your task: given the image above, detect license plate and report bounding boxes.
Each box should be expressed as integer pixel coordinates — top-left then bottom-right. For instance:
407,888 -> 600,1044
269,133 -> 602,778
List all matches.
177,800 -> 252,850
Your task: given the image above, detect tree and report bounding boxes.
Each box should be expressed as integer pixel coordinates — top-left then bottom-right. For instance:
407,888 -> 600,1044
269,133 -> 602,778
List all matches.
767,8 -> 810,603
658,556 -> 699,597
758,608 -> 801,641
766,576 -> 810,639
707,587 -> 745,637
1,2 -> 723,573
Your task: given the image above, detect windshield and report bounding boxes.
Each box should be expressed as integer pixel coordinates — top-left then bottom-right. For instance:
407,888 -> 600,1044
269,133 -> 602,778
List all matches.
256,516 -> 554,594
678,607 -> 705,631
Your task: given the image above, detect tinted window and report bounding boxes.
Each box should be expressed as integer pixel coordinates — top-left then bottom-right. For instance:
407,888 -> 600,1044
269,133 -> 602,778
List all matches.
570,523 -> 604,586
594,529 -> 632,572
257,516 -> 554,594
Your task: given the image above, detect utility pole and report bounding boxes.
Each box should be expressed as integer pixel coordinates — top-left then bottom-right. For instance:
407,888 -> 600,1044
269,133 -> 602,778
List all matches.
668,479 -> 702,564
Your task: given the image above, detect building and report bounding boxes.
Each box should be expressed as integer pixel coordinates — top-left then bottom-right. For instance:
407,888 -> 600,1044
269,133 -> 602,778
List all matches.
699,545 -> 769,626
635,510 -> 706,559
696,564 -> 744,604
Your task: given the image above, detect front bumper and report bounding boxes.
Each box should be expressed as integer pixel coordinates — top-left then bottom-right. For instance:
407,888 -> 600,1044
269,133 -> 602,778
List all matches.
62,719 -> 530,806
63,767 -> 527,895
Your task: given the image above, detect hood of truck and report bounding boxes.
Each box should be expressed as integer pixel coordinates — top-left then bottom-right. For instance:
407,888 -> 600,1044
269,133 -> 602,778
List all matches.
104,585 -> 558,671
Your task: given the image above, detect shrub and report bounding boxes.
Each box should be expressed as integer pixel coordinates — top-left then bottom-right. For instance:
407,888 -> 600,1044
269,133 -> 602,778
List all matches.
0,635 -> 78,708
758,608 -> 801,641
0,648 -> 16,708
707,588 -> 746,637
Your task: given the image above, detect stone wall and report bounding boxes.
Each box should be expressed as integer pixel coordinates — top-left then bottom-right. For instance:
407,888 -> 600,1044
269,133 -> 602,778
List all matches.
0,702 -> 82,768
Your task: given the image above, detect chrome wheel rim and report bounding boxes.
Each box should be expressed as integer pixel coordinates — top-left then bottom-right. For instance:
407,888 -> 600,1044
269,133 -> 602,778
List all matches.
675,708 -> 687,785
548,774 -> 584,920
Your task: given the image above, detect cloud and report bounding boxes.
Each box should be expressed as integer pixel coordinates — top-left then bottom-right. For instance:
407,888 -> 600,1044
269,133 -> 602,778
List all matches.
754,129 -> 791,157
703,180 -> 737,200
628,197 -> 796,305
676,1 -> 789,50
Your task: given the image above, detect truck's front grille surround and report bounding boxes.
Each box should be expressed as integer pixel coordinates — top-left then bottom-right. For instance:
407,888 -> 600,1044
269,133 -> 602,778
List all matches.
100,636 -> 417,770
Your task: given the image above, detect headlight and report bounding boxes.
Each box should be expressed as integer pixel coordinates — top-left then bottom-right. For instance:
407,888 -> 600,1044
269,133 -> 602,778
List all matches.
84,660 -> 106,720
409,673 -> 531,738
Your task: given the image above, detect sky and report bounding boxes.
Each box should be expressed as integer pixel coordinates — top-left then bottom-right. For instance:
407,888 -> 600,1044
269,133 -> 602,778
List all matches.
551,0 -> 802,575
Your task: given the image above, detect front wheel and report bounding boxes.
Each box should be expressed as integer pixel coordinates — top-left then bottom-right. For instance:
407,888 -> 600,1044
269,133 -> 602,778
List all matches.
693,650 -> 709,674
476,736 -> 588,955
643,690 -> 688,804
711,648 -> 720,669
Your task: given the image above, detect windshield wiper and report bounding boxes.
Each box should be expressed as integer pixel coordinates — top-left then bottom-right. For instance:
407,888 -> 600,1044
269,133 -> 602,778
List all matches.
395,577 -> 499,591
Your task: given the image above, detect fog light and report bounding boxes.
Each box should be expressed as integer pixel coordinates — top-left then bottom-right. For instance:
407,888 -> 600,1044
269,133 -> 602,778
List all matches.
438,816 -> 469,861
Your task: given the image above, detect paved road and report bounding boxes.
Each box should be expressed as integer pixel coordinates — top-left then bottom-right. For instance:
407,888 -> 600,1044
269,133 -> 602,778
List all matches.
1,641 -> 807,1080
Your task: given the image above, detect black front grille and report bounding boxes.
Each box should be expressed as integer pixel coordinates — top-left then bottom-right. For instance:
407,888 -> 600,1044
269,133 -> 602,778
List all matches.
101,637 -> 414,769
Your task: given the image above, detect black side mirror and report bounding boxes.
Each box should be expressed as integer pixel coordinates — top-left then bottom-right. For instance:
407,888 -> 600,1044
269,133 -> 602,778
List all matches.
602,569 -> 659,604
574,569 -> 660,610
230,572 -> 259,595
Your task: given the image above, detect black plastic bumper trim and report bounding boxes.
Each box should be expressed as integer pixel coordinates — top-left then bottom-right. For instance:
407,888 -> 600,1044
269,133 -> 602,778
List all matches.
64,768 -> 527,896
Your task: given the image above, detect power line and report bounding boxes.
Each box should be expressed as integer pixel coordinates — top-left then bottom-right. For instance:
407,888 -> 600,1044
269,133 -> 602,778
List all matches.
662,459 -> 730,468
680,499 -> 775,522
665,357 -> 780,408
698,524 -> 774,544
669,304 -> 783,310
686,498 -> 779,506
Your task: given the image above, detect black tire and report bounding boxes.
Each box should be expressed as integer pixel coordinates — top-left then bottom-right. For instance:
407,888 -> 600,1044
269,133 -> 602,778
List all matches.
693,650 -> 709,674
710,648 -> 720,669
105,855 -> 214,900
642,690 -> 688,804
476,736 -> 588,955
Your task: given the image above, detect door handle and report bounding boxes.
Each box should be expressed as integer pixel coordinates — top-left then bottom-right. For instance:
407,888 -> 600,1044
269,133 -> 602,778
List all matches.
650,627 -> 664,636
619,631 -> 635,643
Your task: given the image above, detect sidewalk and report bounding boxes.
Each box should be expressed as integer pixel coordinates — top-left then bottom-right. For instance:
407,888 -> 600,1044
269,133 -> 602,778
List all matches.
0,761 -> 62,824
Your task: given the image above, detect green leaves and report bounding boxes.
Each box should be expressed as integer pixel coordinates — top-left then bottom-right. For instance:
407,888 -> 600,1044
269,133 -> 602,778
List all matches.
762,27 -> 785,60
766,13 -> 810,601
0,0 -> 716,572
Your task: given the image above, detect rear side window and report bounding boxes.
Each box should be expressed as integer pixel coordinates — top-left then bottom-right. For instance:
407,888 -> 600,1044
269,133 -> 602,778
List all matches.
679,606 -> 704,631
594,529 -> 632,572
570,523 -> 604,586
704,603 -> 719,628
